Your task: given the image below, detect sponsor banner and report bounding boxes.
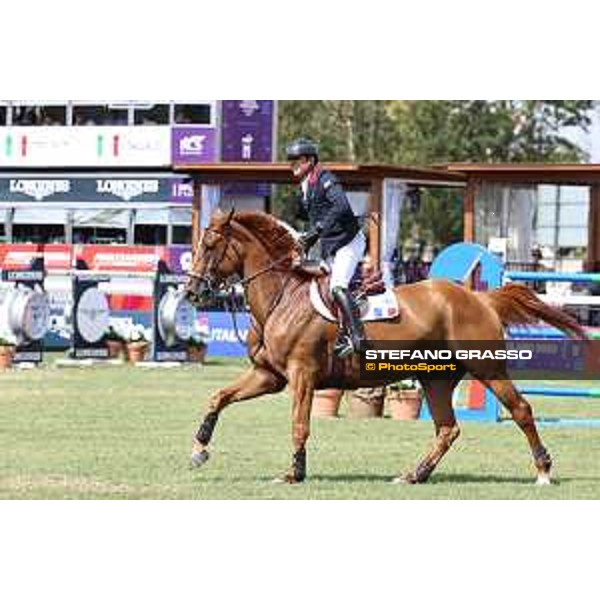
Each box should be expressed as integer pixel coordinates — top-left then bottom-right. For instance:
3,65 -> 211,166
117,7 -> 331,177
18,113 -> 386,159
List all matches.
0,176 -> 172,203
221,100 -> 275,196
167,245 -> 193,275
45,309 -> 250,357
171,126 -> 218,165
198,311 -> 249,357
0,243 -> 73,270
0,243 -> 176,273
221,100 -> 274,162
171,179 -> 194,204
77,245 -> 168,272
0,126 -> 171,167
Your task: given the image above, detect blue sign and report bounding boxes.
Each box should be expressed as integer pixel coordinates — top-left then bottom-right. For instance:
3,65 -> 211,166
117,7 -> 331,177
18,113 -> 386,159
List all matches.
200,311 -> 250,357
44,308 -> 251,358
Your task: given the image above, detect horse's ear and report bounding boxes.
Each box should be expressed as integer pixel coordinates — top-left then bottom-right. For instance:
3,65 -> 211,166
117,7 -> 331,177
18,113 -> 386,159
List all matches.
225,207 -> 235,225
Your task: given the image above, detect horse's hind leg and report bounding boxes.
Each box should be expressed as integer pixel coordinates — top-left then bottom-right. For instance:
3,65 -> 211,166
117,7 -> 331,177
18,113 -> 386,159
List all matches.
395,378 -> 461,484
481,378 -> 552,485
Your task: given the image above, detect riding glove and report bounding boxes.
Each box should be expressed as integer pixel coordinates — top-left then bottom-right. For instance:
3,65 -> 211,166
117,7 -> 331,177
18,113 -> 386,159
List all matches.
298,226 -> 322,251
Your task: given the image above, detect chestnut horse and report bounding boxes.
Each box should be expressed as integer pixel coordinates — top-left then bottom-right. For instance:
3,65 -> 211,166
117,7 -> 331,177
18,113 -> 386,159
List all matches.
184,210 -> 585,485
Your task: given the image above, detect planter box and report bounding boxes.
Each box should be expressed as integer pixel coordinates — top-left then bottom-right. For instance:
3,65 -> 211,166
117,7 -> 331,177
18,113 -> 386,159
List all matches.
106,340 -> 125,359
346,387 -> 385,419
312,389 -> 343,418
0,346 -> 16,371
188,346 -> 207,363
126,342 -> 149,364
387,389 -> 422,420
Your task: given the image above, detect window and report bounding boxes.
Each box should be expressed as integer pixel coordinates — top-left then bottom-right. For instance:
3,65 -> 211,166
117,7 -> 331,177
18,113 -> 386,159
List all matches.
73,227 -> 126,245
11,104 -> 66,126
0,104 -> 6,125
172,226 -> 191,244
0,223 -> 5,242
134,104 -> 169,125
13,224 -> 65,243
174,103 -> 212,125
72,104 -> 129,126
135,225 -> 167,245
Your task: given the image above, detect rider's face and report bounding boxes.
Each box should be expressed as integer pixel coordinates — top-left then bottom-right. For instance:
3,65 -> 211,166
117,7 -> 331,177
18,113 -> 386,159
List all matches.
290,156 -> 313,180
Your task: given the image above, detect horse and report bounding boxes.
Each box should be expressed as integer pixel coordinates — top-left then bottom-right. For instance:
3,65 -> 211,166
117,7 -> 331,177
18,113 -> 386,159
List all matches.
183,209 -> 585,485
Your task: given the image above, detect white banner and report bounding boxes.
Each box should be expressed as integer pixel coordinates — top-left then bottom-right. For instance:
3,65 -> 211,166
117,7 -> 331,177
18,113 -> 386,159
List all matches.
201,185 -> 221,228
0,126 -> 171,167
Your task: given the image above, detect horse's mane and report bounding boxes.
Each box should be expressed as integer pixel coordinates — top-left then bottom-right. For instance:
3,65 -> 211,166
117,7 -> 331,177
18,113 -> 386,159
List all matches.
230,211 -> 299,258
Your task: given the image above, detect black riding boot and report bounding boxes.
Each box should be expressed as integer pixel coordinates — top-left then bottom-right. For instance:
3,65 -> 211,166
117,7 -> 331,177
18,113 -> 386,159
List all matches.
331,286 -> 365,358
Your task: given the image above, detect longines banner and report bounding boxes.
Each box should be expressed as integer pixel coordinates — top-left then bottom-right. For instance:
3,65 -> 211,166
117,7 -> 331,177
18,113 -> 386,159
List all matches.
0,176 -> 174,203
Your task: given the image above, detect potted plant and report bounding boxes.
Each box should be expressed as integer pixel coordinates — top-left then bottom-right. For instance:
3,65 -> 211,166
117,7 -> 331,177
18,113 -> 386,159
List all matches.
104,325 -> 126,359
125,325 -> 149,364
0,337 -> 16,371
187,333 -> 208,363
386,379 -> 423,421
346,386 -> 385,419
312,388 -> 344,418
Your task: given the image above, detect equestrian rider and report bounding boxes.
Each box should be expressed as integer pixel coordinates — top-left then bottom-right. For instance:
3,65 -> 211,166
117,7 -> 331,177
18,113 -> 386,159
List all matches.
286,138 -> 367,358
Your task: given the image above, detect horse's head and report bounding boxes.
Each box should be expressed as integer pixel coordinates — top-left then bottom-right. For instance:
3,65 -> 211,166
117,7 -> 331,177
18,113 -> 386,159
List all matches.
184,209 -> 244,307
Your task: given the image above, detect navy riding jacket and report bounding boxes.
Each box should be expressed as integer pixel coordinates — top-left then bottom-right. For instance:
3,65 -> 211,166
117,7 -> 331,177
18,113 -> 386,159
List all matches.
296,167 -> 360,258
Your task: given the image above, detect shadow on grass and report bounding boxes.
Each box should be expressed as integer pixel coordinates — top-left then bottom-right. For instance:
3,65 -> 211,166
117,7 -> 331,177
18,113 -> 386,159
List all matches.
193,471 -> 600,486
304,472 -> 594,485
303,473 -> 537,485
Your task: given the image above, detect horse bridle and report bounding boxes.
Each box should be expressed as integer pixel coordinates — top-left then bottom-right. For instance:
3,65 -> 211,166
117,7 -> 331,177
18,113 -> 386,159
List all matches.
187,222 -> 300,360
189,218 -> 302,288
187,225 -> 243,300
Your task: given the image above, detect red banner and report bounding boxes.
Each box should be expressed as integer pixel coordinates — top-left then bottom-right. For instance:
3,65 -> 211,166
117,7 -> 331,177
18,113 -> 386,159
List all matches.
77,245 -> 169,273
0,243 -> 169,273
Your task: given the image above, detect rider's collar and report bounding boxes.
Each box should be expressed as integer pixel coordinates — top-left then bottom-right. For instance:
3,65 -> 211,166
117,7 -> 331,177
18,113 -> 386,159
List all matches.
308,164 -> 321,186
301,165 -> 321,198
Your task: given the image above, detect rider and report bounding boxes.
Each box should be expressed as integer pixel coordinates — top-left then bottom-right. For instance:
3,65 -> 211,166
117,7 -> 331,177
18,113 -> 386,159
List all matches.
286,137 -> 366,358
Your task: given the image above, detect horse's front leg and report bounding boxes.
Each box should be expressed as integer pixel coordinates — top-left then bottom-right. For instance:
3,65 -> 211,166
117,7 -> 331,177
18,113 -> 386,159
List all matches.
274,363 -> 317,484
191,366 -> 286,468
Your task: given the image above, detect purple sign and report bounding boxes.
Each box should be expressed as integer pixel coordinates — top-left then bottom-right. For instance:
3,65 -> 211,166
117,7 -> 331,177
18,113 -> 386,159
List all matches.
221,100 -> 275,195
221,100 -> 275,162
171,179 -> 194,204
168,245 -> 193,274
171,126 -> 217,165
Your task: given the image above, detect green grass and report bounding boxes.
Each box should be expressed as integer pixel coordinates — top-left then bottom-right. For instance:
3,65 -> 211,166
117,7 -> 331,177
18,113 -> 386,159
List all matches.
1,354 -> 599,499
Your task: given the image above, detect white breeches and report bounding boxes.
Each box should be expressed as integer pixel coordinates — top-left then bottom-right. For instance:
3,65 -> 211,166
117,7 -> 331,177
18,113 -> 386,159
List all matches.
328,231 -> 367,292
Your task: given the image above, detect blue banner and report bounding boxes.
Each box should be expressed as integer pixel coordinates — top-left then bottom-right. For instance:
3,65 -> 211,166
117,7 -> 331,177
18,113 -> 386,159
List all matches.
199,311 -> 250,357
44,309 -> 251,358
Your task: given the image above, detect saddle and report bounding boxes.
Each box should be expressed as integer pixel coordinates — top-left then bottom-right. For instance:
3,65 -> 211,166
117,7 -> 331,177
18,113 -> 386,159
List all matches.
296,260 -> 386,313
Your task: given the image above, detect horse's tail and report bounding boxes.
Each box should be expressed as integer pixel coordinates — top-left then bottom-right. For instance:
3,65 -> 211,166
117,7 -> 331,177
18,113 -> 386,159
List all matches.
481,282 -> 587,339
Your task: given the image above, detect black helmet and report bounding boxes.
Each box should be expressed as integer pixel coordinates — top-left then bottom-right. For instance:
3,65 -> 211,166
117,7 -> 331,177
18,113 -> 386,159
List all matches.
286,138 -> 319,161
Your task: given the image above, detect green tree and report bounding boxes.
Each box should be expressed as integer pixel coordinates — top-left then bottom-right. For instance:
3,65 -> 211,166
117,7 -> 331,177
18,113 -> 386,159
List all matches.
276,100 -> 594,245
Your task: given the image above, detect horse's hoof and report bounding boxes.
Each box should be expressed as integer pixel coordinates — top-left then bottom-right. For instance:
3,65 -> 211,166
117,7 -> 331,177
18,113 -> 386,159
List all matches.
391,474 -> 417,485
536,473 -> 552,486
190,449 -> 210,468
271,474 -> 303,485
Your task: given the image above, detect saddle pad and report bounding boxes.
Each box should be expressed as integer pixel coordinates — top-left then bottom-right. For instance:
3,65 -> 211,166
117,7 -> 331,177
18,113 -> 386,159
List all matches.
309,280 -> 400,323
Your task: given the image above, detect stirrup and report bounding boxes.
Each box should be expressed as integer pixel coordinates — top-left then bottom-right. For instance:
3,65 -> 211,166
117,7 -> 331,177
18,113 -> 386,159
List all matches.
334,334 -> 354,358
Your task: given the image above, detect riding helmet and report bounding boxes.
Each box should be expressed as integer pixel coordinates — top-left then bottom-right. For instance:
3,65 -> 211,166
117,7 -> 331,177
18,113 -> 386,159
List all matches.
286,138 -> 319,162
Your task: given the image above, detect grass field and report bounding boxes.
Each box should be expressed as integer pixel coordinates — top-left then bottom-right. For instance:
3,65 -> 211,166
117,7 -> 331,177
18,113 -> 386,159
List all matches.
1,354 -> 599,499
